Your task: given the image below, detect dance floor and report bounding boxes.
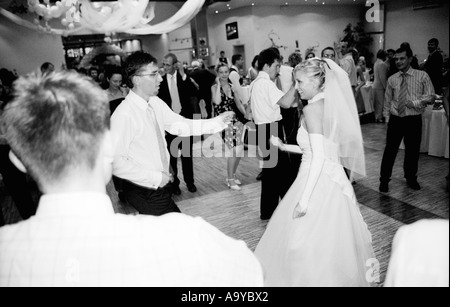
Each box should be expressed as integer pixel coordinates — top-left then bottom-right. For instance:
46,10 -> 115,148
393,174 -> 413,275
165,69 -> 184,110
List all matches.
1,122 -> 448,286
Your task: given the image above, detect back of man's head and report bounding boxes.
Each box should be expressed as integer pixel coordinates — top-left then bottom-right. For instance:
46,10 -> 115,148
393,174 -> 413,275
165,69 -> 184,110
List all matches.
257,48 -> 282,71
1,71 -> 110,189
288,52 -> 303,68
232,54 -> 242,65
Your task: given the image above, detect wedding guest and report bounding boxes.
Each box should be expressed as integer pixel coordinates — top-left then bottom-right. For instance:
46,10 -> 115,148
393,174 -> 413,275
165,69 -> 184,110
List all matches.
400,42 -> 420,70
212,63 -> 247,190
247,55 -> 259,83
337,40 -> 358,91
305,52 -> 315,60
104,66 -> 129,115
0,70 -> 263,287
387,48 -> 398,77
321,47 -> 336,62
373,50 -> 390,123
216,51 -> 231,69
159,53 -> 200,196
424,38 -> 444,95
379,46 -> 435,193
385,219 -> 449,287
190,60 -> 216,119
112,51 -> 233,216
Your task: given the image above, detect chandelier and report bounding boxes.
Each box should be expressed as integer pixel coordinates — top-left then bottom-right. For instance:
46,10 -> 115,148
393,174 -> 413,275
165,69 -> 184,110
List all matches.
0,0 -> 205,36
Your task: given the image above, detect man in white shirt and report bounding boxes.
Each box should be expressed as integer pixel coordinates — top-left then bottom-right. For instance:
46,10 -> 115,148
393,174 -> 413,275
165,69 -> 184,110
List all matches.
0,70 -> 262,287
337,40 -> 358,90
112,52 -> 233,216
215,51 -> 231,69
250,48 -> 298,220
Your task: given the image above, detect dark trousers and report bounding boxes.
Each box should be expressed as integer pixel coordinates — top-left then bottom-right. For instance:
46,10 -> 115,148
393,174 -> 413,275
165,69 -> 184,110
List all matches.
0,145 -> 36,226
256,121 -> 291,219
281,107 -> 302,186
121,179 -> 181,216
166,134 -> 194,187
380,115 -> 422,183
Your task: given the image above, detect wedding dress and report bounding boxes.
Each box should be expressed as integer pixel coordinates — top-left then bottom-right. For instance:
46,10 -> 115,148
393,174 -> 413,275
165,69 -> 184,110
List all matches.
255,98 -> 376,287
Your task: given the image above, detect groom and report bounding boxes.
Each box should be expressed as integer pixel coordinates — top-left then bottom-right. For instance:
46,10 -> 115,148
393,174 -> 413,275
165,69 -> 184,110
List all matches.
250,48 -> 298,220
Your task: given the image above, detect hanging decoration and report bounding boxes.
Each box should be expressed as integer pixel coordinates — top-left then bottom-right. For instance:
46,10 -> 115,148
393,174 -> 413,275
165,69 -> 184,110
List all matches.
0,0 -> 205,36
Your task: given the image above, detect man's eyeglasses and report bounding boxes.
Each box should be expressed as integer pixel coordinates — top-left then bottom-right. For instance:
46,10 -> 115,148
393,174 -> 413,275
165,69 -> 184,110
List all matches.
135,72 -> 161,78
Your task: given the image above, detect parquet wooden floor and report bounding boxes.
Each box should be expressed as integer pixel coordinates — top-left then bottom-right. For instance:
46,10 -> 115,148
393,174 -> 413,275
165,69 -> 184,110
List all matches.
1,122 -> 449,286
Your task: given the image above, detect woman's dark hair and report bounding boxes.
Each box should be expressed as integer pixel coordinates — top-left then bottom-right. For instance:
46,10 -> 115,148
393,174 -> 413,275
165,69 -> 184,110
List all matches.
105,65 -> 124,80
251,55 -> 259,69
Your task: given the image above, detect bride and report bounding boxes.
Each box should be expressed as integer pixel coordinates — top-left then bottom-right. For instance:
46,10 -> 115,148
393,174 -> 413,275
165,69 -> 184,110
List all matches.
255,58 -> 377,287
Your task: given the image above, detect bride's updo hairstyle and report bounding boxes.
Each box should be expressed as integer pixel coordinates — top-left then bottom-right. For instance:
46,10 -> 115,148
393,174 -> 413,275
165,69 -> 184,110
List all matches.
294,58 -> 327,90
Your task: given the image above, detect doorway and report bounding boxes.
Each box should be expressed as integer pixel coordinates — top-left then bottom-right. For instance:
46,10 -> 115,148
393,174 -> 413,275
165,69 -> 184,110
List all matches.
233,44 -> 246,72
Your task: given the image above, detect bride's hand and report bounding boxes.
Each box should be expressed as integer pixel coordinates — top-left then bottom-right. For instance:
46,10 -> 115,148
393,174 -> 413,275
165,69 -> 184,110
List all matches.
270,136 -> 285,150
293,199 -> 308,219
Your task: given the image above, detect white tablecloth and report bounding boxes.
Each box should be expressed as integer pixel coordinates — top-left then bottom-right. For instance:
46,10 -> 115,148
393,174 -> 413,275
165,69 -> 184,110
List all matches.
241,86 -> 250,105
360,84 -> 374,114
400,106 -> 449,158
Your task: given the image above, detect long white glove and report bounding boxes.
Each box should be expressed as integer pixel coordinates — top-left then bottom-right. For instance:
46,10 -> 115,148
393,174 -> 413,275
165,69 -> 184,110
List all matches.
270,136 -> 303,154
293,133 -> 325,219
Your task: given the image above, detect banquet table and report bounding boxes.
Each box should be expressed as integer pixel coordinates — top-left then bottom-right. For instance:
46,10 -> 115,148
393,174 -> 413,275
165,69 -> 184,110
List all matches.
400,106 -> 449,158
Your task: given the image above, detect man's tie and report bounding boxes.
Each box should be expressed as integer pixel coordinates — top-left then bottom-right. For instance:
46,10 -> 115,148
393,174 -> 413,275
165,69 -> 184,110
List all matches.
397,73 -> 408,117
170,75 -> 182,114
147,105 -> 169,175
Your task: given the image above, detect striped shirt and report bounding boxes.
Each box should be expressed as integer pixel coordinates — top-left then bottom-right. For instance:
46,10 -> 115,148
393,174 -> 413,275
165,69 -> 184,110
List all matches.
384,67 -> 435,119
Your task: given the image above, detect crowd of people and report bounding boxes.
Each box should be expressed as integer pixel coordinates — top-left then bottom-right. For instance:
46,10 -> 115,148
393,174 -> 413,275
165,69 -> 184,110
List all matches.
0,34 -> 448,287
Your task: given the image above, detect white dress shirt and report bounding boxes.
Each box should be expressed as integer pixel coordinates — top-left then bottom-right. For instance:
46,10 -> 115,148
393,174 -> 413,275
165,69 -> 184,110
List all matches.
111,91 -> 226,189
0,192 -> 264,287
384,219 -> 449,287
250,71 -> 284,125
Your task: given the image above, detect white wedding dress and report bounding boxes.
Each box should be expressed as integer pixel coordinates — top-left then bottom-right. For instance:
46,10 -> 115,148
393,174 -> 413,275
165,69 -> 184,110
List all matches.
255,121 -> 376,287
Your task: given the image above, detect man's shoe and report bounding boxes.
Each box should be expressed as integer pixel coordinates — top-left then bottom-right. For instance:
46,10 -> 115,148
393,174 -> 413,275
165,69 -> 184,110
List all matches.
407,180 -> 421,190
187,184 -> 197,193
256,172 -> 263,181
379,182 -> 389,193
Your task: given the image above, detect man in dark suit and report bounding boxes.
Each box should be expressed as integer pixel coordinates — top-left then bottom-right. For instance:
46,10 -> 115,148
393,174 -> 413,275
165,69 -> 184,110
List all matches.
158,53 -> 200,195
189,60 -> 216,118
424,38 -> 444,95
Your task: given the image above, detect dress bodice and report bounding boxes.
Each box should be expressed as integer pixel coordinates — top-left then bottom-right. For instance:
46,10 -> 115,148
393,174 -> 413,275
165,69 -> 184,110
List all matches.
296,92 -> 340,164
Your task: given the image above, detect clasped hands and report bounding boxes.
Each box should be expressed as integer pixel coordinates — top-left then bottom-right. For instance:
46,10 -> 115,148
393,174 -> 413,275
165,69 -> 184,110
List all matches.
219,111 -> 235,124
270,136 -> 286,151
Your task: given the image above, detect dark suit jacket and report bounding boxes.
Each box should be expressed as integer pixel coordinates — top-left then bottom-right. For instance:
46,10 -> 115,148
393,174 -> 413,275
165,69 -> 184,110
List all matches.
425,51 -> 444,94
189,68 -> 216,103
158,73 -> 199,119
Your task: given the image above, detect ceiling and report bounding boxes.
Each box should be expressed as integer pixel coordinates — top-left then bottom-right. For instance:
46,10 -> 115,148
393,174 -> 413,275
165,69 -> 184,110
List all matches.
207,0 -> 395,14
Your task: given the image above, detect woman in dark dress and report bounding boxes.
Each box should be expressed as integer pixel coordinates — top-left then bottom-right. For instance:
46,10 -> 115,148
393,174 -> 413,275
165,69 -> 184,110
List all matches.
211,63 -> 246,190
